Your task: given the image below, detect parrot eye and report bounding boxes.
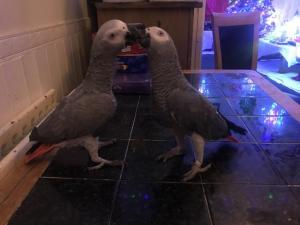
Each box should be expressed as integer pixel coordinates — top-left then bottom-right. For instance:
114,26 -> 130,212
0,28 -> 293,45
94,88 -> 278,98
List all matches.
109,33 -> 115,39
158,31 -> 164,36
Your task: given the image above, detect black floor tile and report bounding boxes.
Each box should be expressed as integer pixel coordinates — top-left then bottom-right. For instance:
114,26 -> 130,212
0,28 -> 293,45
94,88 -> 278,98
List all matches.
213,72 -> 254,84
227,97 -> 288,116
137,95 -> 152,114
205,184 -> 300,225
43,141 -> 127,180
208,97 -> 236,115
115,94 -> 139,109
291,187 -> 300,204
221,83 -> 268,97
260,144 -> 300,185
111,181 -> 211,225
9,72 -> 300,225
98,106 -> 136,139
202,142 -> 284,184
131,113 -> 173,140
122,139 -> 196,182
8,179 -> 116,225
242,116 -> 300,143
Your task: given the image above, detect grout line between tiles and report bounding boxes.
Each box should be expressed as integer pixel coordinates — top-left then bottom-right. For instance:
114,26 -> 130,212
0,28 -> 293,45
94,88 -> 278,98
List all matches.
107,95 -> 141,225
119,96 -> 140,180
239,119 -> 290,184
257,145 -> 290,185
40,176 -> 118,182
117,138 -> 265,144
201,182 -> 215,225
241,118 -> 290,185
290,188 -> 300,206
40,176 -> 300,186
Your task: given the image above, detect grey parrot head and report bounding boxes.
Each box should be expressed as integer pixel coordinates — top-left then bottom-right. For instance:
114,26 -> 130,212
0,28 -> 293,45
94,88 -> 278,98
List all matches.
139,26 -> 177,58
91,19 -> 130,56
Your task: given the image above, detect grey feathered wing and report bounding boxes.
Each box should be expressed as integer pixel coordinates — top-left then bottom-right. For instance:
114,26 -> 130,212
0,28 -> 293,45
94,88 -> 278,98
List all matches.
30,89 -> 116,144
166,88 -> 229,140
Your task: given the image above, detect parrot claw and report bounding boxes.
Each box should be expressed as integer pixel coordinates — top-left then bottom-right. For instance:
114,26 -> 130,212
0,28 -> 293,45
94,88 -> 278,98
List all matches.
182,162 -> 211,182
157,147 -> 184,162
88,160 -> 124,171
88,162 -> 106,171
99,138 -> 117,148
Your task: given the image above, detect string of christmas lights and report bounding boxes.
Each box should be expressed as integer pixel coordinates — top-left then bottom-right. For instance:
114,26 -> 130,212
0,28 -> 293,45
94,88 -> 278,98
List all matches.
227,0 -> 276,36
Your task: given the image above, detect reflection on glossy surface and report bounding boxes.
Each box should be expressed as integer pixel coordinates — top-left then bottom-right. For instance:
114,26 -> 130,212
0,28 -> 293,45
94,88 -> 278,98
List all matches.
263,115 -> 284,127
238,97 -> 257,115
243,116 -> 300,143
242,76 -> 254,84
197,84 -> 224,97
7,69 -> 300,225
198,78 -> 211,96
222,83 -> 267,97
228,97 -> 288,116
261,103 -> 286,128
213,73 -> 254,84
185,73 -> 217,84
262,103 -> 286,127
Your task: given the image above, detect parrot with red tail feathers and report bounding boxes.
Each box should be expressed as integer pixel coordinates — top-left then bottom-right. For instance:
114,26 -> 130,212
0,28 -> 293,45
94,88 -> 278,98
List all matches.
139,26 -> 247,181
25,19 -> 135,170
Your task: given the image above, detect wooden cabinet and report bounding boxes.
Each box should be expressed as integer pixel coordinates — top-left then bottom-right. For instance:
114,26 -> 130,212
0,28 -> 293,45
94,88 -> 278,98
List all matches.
94,1 -> 205,69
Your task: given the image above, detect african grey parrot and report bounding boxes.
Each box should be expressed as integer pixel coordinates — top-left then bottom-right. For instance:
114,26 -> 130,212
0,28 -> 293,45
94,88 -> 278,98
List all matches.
25,19 -> 131,170
139,27 -> 247,181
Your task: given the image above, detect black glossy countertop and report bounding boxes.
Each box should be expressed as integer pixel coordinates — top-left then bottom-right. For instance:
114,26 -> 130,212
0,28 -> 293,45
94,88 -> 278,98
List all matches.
8,72 -> 300,225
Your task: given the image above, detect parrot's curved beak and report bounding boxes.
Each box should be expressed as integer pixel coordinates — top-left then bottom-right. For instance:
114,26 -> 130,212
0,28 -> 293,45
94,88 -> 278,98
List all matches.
125,23 -> 146,46
139,33 -> 150,48
125,31 -> 134,46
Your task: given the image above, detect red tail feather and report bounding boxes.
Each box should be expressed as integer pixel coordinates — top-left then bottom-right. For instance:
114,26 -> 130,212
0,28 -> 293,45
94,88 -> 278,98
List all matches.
24,144 -> 56,164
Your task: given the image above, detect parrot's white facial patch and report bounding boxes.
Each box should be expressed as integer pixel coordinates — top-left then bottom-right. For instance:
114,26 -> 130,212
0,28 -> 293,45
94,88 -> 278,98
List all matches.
104,28 -> 127,46
147,27 -> 170,44
96,20 -> 129,48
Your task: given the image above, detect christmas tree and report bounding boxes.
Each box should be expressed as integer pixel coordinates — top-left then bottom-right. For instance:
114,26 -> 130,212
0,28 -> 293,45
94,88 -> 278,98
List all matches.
227,0 -> 276,36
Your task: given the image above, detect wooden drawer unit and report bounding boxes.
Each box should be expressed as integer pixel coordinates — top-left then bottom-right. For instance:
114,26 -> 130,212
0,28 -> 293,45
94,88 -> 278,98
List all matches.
95,1 -> 205,69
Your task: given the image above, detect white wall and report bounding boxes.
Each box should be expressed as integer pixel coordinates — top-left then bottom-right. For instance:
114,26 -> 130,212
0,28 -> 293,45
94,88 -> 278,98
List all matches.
0,0 -> 88,36
0,0 -> 91,157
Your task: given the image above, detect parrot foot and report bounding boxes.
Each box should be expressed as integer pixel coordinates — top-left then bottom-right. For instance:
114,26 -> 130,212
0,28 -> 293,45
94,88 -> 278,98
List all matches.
88,159 -> 124,171
157,146 -> 184,162
99,138 -> 117,148
182,161 -> 211,182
